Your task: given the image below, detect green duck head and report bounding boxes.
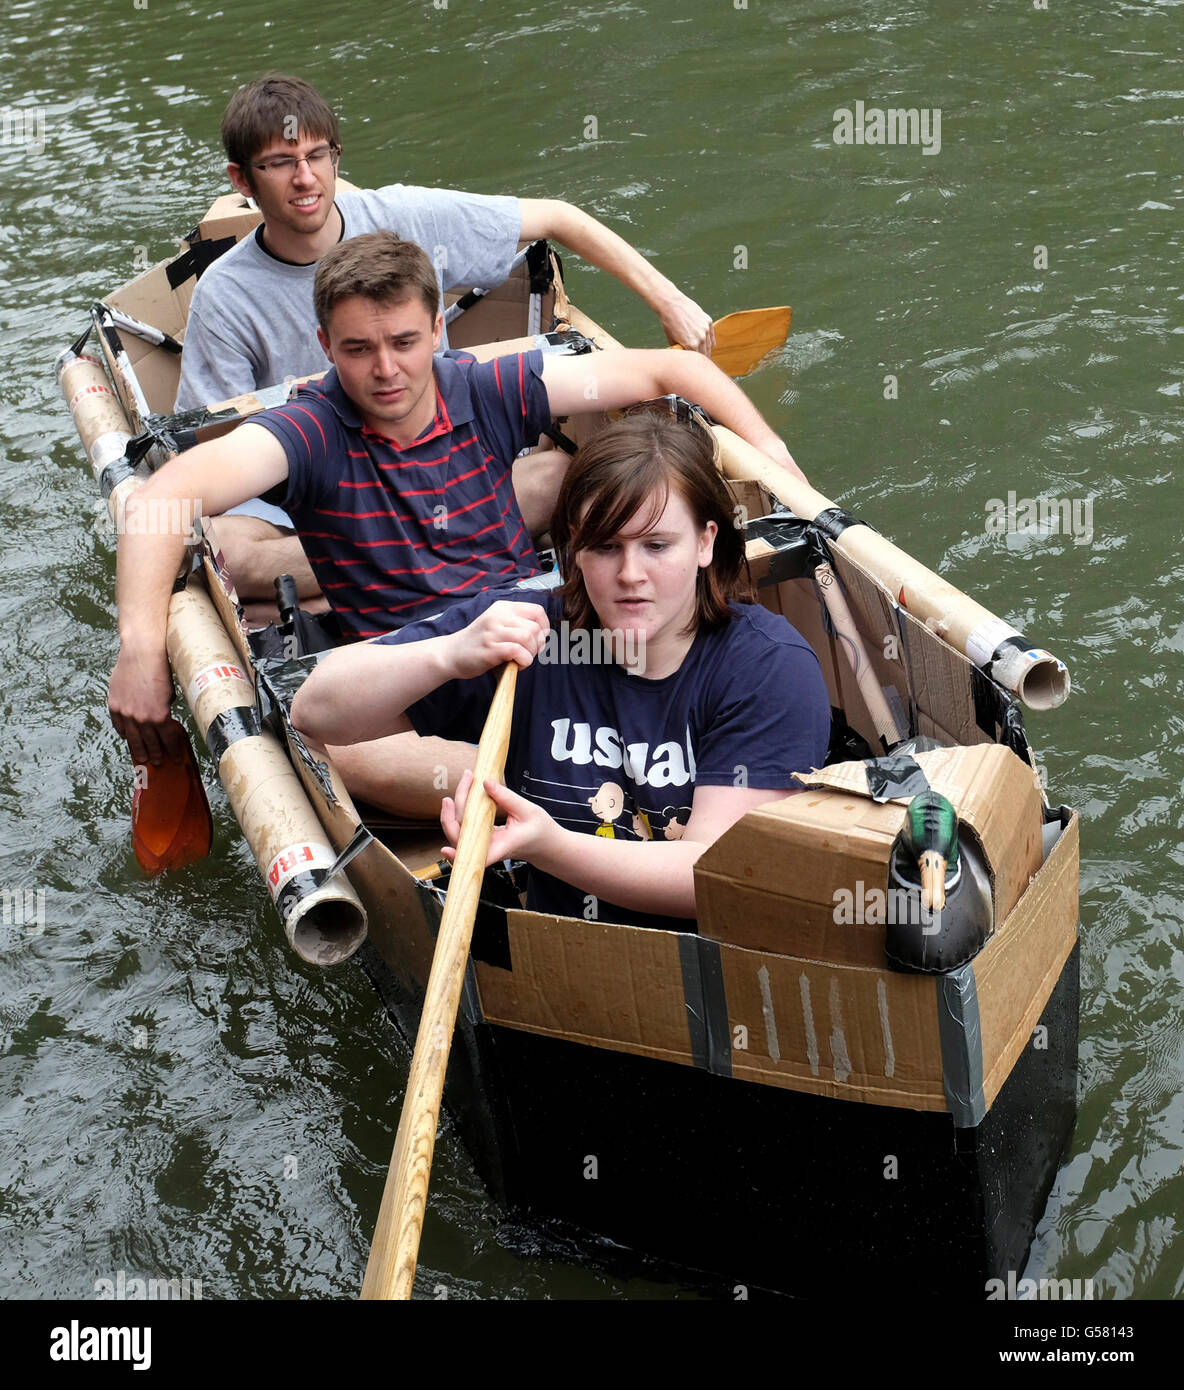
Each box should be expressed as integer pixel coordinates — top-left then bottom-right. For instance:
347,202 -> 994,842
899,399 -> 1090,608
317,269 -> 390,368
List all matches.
902,791 -> 960,912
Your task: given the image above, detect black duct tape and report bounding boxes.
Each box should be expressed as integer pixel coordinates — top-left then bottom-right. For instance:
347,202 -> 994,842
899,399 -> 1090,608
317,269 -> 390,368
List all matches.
970,666 -> 1030,761
984,633 -> 1031,679
253,660 -> 338,804
536,330 -> 594,356
936,964 -> 986,1128
677,934 -> 732,1078
526,238 -> 553,296
812,507 -> 875,542
98,456 -> 138,499
166,235 -> 236,290
273,866 -> 334,925
864,754 -> 931,803
204,704 -> 262,765
743,514 -> 816,585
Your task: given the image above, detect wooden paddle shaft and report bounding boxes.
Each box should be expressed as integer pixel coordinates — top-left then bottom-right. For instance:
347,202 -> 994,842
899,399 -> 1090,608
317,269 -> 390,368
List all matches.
360,663 -> 519,1301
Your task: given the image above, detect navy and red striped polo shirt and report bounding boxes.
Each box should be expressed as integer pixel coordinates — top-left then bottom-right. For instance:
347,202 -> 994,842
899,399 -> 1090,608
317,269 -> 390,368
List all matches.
253,349 -> 549,639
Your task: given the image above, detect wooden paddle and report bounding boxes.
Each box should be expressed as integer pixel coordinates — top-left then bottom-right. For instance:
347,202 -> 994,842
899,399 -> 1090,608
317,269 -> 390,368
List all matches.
131,730 -> 213,874
676,305 -> 792,377
361,662 -> 519,1300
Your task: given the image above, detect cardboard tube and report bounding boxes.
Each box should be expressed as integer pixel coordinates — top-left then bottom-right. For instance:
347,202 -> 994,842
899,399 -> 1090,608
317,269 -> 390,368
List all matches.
813,560 -> 906,748
167,583 -> 367,967
715,429 -> 1071,711
58,349 -> 365,966
56,349 -> 141,521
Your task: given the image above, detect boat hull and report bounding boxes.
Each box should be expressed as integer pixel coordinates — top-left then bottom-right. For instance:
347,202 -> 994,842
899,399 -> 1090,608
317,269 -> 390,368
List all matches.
359,935 -> 1079,1298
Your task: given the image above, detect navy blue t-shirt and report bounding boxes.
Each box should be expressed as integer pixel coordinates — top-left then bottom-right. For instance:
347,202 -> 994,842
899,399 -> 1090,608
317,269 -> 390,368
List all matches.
380,589 -> 831,931
252,349 -> 549,638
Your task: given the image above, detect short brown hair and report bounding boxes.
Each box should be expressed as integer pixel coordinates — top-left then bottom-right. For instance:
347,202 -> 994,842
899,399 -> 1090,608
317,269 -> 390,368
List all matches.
313,232 -> 441,333
221,73 -> 340,174
550,411 -> 755,632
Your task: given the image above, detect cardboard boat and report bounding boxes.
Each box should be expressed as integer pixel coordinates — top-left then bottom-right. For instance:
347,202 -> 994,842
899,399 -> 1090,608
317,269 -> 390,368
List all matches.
58,196 -> 1079,1297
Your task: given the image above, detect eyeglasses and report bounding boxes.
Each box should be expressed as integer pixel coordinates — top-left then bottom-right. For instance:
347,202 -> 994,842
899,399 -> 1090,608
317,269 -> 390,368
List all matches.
246,143 -> 341,177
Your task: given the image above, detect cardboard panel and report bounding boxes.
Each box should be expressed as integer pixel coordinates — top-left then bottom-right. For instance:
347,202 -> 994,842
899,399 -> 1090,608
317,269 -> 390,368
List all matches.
719,946 -> 949,1109
475,912 -> 694,1067
975,813 -> 1079,1108
460,808 -> 1077,1117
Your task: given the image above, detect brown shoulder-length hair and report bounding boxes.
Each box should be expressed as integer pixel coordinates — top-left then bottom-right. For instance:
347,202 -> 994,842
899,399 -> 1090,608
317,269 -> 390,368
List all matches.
550,411 -> 755,633
221,74 -> 340,176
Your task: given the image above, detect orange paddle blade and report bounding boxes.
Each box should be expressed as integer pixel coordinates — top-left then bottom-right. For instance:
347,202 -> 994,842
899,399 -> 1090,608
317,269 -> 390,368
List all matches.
132,738 -> 213,875
676,305 -> 793,377
710,306 -> 792,377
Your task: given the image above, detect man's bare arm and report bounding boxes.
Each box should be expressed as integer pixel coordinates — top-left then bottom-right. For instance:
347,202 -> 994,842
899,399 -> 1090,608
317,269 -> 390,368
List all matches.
109,423 -> 290,764
540,348 -> 806,481
519,198 -> 715,355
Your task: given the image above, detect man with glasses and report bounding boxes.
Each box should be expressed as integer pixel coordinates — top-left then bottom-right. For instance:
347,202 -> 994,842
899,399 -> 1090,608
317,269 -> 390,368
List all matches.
177,73 -> 720,613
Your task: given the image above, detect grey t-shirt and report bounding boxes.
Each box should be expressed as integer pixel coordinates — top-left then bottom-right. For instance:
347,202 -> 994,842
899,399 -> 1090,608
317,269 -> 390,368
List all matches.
175,184 -> 521,410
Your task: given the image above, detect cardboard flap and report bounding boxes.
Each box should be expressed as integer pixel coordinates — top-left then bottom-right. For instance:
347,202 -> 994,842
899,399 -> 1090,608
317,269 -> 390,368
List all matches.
792,744 -> 1043,916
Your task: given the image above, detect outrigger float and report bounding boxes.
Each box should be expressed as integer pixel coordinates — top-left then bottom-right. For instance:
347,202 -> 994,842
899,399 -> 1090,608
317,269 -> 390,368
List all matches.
59,193 -> 1080,1299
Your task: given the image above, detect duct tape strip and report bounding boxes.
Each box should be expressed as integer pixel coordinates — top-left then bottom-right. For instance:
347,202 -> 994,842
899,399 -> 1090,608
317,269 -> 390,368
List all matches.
863,754 -> 931,803
812,506 -> 875,542
984,633 -> 1031,679
89,432 -> 137,497
743,514 -> 815,586
936,964 -> 986,1128
266,841 -> 338,920
204,705 -> 262,765
166,235 -> 236,290
320,824 -> 374,885
533,329 -> 594,356
677,934 -> 732,1078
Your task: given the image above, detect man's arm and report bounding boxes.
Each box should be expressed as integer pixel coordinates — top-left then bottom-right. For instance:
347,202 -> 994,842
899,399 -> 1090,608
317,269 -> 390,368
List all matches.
539,348 -> 806,481
519,198 -> 715,356
109,423 -> 290,765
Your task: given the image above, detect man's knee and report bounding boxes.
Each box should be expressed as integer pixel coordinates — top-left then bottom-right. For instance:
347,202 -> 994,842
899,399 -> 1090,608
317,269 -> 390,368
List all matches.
207,515 -> 303,598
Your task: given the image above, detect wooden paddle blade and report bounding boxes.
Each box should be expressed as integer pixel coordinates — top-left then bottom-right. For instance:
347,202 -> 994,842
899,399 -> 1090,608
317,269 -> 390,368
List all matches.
709,306 -> 792,377
132,736 -> 213,875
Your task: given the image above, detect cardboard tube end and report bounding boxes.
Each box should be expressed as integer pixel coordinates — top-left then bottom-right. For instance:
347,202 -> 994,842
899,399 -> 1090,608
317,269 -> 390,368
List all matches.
1016,658 -> 1071,711
287,895 -> 368,967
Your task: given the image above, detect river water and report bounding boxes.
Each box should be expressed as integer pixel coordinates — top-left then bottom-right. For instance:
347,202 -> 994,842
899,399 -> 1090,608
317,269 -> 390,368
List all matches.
0,0 -> 1180,1300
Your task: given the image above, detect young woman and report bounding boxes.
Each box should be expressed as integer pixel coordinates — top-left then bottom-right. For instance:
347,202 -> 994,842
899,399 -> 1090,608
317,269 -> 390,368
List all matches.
291,412 -> 831,930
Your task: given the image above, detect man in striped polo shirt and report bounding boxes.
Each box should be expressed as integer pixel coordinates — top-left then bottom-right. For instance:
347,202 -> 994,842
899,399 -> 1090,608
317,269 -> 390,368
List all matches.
109,232 -> 801,773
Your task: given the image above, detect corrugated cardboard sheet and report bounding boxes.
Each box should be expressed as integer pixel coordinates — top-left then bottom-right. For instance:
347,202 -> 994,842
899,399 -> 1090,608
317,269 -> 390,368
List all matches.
473,762 -> 1077,1116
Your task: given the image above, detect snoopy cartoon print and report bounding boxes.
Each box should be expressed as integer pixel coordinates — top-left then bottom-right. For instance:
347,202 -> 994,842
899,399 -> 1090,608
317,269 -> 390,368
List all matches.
588,781 -> 626,838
